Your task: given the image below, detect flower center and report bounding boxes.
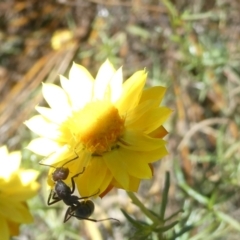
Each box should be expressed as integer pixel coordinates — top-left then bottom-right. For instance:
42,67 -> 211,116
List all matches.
71,101 -> 125,155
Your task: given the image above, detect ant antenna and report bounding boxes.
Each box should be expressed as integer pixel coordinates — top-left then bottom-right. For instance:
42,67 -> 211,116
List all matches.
61,154 -> 78,167
71,215 -> 121,224
39,150 -> 79,168
87,216 -> 121,224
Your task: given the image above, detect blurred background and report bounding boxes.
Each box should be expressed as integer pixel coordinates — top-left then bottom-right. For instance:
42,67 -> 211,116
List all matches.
0,0 -> 240,239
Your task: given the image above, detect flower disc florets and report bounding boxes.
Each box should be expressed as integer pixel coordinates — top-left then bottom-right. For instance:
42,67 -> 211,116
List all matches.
66,101 -> 125,155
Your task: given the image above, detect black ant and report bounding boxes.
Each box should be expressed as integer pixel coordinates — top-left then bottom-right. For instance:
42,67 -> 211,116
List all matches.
64,199 -> 120,224
40,154 -> 120,224
40,154 -> 84,207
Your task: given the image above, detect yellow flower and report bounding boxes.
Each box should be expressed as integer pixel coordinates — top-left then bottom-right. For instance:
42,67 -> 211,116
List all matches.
0,146 -> 39,240
25,60 -> 171,198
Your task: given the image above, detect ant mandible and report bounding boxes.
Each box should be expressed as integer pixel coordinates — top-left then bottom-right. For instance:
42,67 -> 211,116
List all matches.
39,153 -> 84,207
64,199 -> 120,224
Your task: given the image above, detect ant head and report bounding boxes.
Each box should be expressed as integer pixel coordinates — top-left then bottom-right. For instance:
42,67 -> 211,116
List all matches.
40,154 -> 79,182
52,167 -> 69,181
75,200 -> 95,219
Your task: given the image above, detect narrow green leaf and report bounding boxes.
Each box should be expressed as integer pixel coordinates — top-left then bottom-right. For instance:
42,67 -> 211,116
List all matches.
130,229 -> 152,240
164,209 -> 184,222
149,209 -> 160,218
127,192 -> 159,223
215,211 -> 240,231
170,225 -> 194,240
154,220 -> 179,233
174,158 -> 209,206
181,11 -> 213,21
161,0 -> 178,18
179,182 -> 209,206
121,209 -> 144,229
159,171 -> 170,220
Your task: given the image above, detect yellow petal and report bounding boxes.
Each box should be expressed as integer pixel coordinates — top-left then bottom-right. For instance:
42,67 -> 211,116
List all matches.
40,144 -> 74,167
36,106 -> 67,124
116,70 -> 147,114
119,130 -> 166,151
26,138 -> 61,156
119,146 -> 168,164
125,99 -> 159,126
0,216 -> 9,240
25,115 -> 61,140
110,67 -> 123,103
5,187 -> 39,201
128,176 -> 141,191
99,181 -> 114,197
8,220 -> 20,236
94,59 -> 116,101
69,62 -> 94,83
142,146 -> 168,163
0,146 -> 8,160
111,175 -> 140,191
127,107 -> 172,134
149,126 -> 168,138
0,200 -> 33,223
19,170 -> 39,186
139,86 -> 166,106
7,151 -> 21,170
103,149 -> 129,189
67,63 -> 94,109
62,150 -> 92,187
76,156 -> 111,197
98,169 -> 113,196
0,151 -> 21,179
42,83 -> 71,113
59,74 -> 71,93
119,150 -> 152,178
3,174 -> 39,201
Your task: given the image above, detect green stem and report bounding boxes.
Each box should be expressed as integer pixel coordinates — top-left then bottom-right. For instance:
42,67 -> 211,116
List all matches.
159,171 -> 170,220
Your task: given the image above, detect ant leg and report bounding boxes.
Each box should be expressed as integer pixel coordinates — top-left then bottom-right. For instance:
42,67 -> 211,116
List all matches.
47,190 -> 61,205
70,189 -> 101,202
64,206 -> 76,223
77,189 -> 100,201
70,214 -> 121,224
70,167 -> 85,194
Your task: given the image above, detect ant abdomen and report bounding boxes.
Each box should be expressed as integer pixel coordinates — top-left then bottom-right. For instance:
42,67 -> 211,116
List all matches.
76,200 -> 94,218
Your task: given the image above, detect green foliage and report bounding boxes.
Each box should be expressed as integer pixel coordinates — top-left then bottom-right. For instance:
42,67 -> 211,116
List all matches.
122,172 -> 188,240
